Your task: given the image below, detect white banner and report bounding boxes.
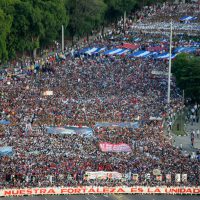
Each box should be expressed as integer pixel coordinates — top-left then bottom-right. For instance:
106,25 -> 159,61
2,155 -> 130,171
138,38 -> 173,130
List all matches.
43,91 -> 53,96
182,174 -> 187,182
175,174 -> 181,183
99,142 -> 132,152
85,171 -> 122,180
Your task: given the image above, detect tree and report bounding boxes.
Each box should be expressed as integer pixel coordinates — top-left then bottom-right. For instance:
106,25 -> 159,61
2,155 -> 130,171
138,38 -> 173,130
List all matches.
0,9 -> 12,62
172,53 -> 200,103
33,0 -> 69,48
4,0 -> 69,59
67,0 -> 107,44
104,0 -> 137,23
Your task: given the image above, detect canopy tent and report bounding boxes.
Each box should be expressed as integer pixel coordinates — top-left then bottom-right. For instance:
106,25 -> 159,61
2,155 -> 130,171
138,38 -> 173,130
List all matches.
173,47 -> 197,53
155,52 -> 177,59
180,16 -> 197,21
129,50 -> 153,58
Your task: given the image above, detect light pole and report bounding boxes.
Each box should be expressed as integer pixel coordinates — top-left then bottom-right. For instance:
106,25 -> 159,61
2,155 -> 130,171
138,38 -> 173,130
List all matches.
167,20 -> 173,104
180,90 -> 185,132
62,25 -> 64,52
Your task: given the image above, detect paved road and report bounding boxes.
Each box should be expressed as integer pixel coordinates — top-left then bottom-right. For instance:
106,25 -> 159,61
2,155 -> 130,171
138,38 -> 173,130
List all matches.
1,195 -> 200,200
173,120 -> 200,152
172,108 -> 200,152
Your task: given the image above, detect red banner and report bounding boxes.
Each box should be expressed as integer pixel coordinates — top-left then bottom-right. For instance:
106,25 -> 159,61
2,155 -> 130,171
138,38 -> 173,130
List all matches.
99,142 -> 132,152
1,187 -> 200,196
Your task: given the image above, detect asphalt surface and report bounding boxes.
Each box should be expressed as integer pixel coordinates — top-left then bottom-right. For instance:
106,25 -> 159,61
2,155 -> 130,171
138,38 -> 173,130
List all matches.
1,194 -> 199,200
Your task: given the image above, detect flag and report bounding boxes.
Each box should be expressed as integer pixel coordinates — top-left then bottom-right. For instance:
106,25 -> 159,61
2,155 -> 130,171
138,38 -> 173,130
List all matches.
156,174 -> 162,181
49,175 -> 53,183
25,122 -> 32,134
166,174 -> 171,182
125,171 -> 132,180
153,169 -> 161,176
145,173 -> 150,180
175,174 -> 181,182
107,173 -> 113,179
26,175 -> 29,183
182,174 -> 187,182
73,173 -> 77,180
132,174 -> 138,182
26,123 -> 32,130
83,174 -> 88,180
67,174 -> 72,180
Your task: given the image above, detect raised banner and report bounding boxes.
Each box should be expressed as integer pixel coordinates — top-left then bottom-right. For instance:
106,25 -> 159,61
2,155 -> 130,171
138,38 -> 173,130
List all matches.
132,174 -> 139,182
0,147 -> 13,157
99,142 -> 132,152
85,171 -> 122,180
95,122 -> 139,128
166,174 -> 171,183
46,126 -> 93,137
182,174 -> 187,182
145,173 -> 151,180
0,187 -> 200,196
156,175 -> 162,181
175,174 -> 181,183
43,91 -> 53,96
153,169 -> 161,175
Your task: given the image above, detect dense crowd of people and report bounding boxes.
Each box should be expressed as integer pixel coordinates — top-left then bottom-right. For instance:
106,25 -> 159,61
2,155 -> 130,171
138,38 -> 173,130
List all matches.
129,2 -> 200,36
0,1 -> 200,189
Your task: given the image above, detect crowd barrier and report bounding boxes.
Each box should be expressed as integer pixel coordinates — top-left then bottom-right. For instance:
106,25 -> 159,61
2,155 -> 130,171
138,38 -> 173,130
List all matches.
0,186 -> 200,196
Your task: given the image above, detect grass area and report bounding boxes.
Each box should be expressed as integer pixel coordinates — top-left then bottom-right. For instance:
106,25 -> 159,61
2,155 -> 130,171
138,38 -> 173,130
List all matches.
172,114 -> 186,136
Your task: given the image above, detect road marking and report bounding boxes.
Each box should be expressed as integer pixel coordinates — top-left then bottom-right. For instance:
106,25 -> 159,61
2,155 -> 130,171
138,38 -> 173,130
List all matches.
45,198 -> 48,200
65,197 -> 69,200
85,197 -> 90,200
92,195 -> 98,198
103,195 -> 109,198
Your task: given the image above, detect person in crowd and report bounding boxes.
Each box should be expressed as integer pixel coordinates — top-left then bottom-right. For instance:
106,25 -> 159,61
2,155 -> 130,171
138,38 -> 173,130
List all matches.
0,1 -> 200,189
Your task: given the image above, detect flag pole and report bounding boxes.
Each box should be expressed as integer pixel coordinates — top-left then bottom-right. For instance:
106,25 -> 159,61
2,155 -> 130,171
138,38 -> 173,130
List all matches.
167,20 -> 173,104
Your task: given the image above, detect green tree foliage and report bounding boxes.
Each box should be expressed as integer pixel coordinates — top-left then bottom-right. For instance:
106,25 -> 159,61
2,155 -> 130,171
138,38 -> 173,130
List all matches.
0,9 -> 12,62
172,53 -> 200,103
2,0 -> 68,59
104,0 -> 137,24
0,0 -> 167,62
33,0 -> 69,47
67,0 -> 107,43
